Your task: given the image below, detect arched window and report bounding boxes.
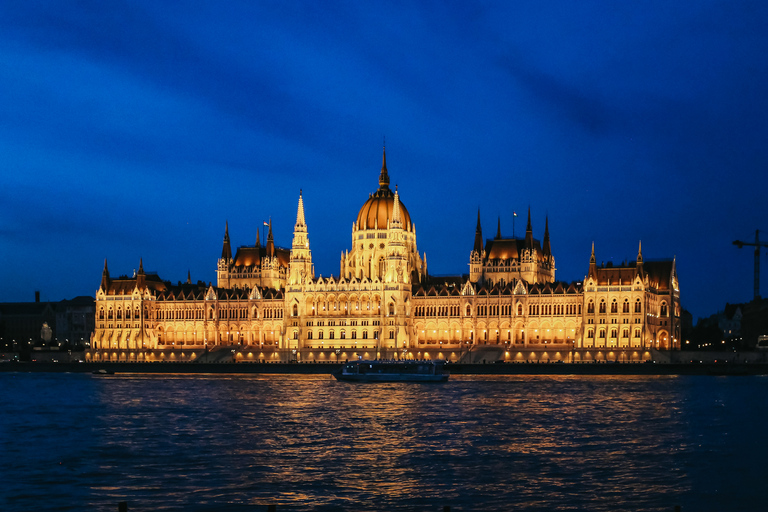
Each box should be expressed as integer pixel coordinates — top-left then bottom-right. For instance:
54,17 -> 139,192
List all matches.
99,308 -> 104,320
611,300 -> 617,313
623,300 -> 629,313
635,299 -> 642,313
599,300 -> 606,314
308,331 -> 313,340
660,302 -> 668,316
517,303 -> 523,316
466,305 -> 471,316
588,329 -> 594,338
293,304 -> 298,317
587,301 -> 594,314
389,303 -> 395,316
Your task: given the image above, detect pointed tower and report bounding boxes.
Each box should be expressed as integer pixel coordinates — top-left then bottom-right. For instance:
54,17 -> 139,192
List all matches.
217,221 -> 232,288
473,209 -> 483,254
470,209 -> 484,283
221,221 -> 232,261
266,218 -> 275,258
543,216 -> 551,257
100,258 -> 110,291
386,187 -> 408,283
136,257 -> 145,290
524,207 -> 534,252
290,190 -> 314,285
379,145 -> 390,190
636,240 -> 644,278
496,216 -> 501,239
187,270 -> 192,285
588,242 -> 597,279
255,228 -> 261,248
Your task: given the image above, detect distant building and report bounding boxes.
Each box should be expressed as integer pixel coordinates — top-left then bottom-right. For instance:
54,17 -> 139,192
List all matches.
0,295 -> 94,349
90,149 -> 681,362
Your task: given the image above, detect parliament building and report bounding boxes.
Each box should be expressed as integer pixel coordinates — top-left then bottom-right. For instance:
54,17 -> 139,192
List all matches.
88,150 -> 681,363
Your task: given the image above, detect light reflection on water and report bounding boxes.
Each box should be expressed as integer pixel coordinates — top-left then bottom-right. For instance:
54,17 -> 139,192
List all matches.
2,373 -> 767,511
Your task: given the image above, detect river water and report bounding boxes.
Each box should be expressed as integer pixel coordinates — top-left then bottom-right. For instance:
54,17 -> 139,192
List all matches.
1,373 -> 766,512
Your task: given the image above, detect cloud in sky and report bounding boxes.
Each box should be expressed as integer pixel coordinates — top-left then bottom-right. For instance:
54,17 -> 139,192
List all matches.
0,1 -> 766,319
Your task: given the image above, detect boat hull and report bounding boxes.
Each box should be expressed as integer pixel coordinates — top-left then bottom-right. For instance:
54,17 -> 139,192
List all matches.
334,372 -> 449,383
333,360 -> 450,382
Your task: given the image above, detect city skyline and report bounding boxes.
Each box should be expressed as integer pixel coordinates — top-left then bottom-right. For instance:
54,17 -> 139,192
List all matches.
1,2 -> 767,320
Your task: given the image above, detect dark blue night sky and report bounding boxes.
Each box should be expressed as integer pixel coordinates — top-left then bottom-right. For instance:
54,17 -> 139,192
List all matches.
1,1 -> 767,321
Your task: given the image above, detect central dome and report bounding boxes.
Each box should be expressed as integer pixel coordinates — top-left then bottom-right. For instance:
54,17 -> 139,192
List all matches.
355,149 -> 412,231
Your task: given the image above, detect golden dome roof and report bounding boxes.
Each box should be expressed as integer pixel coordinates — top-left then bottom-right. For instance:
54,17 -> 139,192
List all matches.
355,149 -> 412,231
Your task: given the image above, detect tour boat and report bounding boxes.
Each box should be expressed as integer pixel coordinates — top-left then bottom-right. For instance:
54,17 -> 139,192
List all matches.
333,360 -> 449,382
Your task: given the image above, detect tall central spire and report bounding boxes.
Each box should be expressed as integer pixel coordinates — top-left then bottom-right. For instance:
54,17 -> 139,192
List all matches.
379,145 -> 390,189
295,189 -> 306,230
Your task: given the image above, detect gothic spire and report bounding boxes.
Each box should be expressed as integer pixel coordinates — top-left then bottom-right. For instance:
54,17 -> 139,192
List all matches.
473,209 -> 483,254
525,207 -> 533,250
266,218 -> 275,258
589,242 -> 597,278
255,228 -> 260,248
392,186 -> 402,227
100,258 -> 110,290
379,144 -> 390,190
221,221 -> 232,261
543,216 -> 551,256
496,216 -> 501,239
636,240 -> 644,278
295,189 -> 306,229
138,257 -> 144,275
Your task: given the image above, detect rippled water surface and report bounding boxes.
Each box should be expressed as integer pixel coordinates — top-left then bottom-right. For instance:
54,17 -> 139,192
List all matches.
2,373 -> 767,511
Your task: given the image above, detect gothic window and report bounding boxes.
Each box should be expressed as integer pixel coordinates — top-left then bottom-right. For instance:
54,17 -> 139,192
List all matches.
611,300 -> 618,313
599,329 -> 605,338
389,330 -> 394,339
622,329 -> 629,338
293,304 -> 298,317
599,300 -> 606,314
108,309 -> 113,320
517,303 -> 523,316
308,331 -> 313,340
329,331 -> 335,339
319,331 -> 324,340
587,301 -> 594,314
588,329 -> 594,339
634,329 -> 640,338
611,329 -> 617,338
117,309 -> 122,320
99,308 -> 104,320
389,303 -> 395,316
363,331 -> 369,339
352,331 -> 357,339
341,330 -> 346,339
623,300 -> 629,313
660,302 -> 668,317
635,299 -> 642,313
466,305 -> 471,316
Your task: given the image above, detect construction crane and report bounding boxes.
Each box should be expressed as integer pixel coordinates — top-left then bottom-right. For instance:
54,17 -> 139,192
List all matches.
733,230 -> 768,300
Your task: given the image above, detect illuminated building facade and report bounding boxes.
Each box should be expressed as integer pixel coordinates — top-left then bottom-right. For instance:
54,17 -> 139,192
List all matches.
89,150 -> 680,362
